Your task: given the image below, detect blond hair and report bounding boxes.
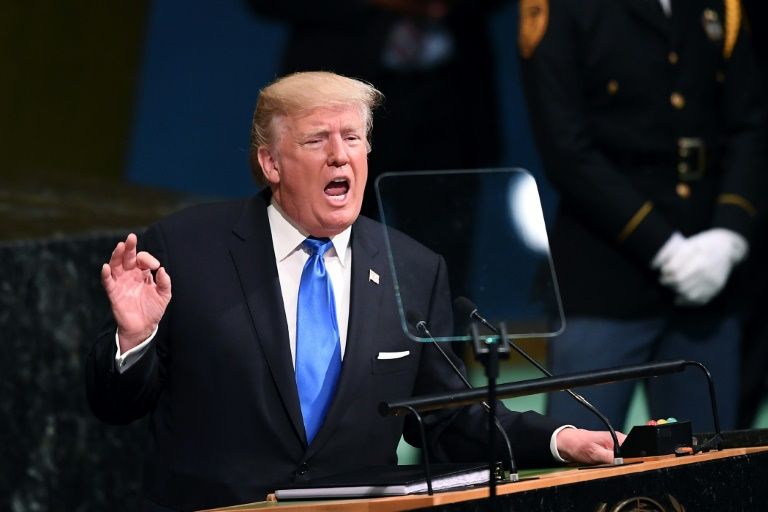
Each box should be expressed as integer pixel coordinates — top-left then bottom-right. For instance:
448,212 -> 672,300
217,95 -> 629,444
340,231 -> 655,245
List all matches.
249,71 -> 384,185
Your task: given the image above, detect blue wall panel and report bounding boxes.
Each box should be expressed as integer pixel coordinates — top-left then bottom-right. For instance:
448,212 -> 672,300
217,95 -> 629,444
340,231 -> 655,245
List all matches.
126,0 -> 285,196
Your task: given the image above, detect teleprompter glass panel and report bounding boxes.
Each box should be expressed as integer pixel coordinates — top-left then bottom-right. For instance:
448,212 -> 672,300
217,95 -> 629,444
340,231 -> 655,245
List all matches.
374,168 -> 564,343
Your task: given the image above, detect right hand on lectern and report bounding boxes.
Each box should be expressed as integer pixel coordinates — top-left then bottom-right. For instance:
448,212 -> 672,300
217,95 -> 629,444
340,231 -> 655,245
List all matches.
101,233 -> 172,353
556,428 -> 626,465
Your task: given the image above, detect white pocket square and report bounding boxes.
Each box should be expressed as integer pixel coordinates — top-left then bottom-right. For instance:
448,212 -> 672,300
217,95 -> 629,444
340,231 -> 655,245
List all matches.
377,350 -> 410,360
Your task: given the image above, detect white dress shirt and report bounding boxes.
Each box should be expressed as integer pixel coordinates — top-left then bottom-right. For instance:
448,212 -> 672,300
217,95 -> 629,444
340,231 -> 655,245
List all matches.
267,202 -> 352,367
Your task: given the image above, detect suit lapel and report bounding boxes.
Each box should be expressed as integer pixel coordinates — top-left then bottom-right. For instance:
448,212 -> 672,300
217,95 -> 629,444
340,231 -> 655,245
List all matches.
228,193 -> 306,444
307,218 -> 387,455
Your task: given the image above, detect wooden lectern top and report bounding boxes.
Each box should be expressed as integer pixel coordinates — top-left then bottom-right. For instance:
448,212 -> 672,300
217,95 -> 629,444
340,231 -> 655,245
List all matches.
202,446 -> 768,512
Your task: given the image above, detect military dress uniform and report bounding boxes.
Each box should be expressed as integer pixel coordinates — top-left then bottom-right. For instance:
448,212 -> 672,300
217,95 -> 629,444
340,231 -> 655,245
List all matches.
519,0 -> 764,431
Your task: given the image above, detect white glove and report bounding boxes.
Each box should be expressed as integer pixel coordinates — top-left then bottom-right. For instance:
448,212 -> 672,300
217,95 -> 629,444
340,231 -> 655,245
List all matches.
651,232 -> 686,270
657,228 -> 748,306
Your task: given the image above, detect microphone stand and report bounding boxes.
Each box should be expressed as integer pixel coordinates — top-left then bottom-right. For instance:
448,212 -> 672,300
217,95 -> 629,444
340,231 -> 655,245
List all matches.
415,320 -> 518,479
470,323 -> 510,505
687,361 -> 722,452
381,358 -> 722,459
382,336 -> 722,507
471,311 -> 623,465
401,405 -> 433,495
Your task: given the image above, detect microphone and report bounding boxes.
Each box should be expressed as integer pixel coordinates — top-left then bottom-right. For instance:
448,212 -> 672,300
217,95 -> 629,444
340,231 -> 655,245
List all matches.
453,297 -> 624,464
407,310 -> 473,390
406,310 -> 519,480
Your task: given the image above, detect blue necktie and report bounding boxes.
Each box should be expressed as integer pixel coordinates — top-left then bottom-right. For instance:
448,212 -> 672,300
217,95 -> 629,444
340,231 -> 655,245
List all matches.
295,237 -> 342,444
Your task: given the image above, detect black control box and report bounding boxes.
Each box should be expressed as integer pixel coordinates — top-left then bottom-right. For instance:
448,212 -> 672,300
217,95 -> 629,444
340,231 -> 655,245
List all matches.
621,421 -> 693,457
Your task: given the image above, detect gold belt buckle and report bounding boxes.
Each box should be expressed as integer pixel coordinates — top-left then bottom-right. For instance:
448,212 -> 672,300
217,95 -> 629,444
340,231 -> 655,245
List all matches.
677,137 -> 706,181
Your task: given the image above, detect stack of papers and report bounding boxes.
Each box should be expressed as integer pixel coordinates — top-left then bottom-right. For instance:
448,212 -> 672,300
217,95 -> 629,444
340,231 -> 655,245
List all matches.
275,463 -> 491,499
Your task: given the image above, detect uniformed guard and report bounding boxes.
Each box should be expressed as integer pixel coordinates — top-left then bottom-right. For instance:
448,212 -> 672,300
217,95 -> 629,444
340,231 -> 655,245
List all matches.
519,0 -> 765,432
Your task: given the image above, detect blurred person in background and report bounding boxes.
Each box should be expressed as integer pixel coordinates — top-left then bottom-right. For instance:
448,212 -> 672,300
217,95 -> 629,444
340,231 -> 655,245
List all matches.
247,0 -> 509,299
519,0 -> 765,432
247,0 -> 506,213
736,0 -> 768,429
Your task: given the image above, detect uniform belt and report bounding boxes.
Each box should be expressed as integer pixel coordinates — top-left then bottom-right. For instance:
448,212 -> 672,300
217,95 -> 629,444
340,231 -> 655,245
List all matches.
604,138 -> 710,181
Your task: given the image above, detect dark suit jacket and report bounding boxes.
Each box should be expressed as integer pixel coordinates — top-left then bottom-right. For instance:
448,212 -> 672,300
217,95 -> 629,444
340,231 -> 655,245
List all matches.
520,0 -> 764,317
86,191 -> 561,511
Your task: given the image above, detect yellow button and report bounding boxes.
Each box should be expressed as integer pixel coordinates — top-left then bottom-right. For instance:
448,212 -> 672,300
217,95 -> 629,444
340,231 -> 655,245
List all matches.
676,183 -> 691,198
668,52 -> 679,64
607,79 -> 619,95
678,162 -> 689,174
679,147 -> 689,158
670,92 -> 685,109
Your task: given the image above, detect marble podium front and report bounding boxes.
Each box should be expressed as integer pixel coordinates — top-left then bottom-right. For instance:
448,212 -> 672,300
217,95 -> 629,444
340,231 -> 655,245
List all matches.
1,176 -> 198,511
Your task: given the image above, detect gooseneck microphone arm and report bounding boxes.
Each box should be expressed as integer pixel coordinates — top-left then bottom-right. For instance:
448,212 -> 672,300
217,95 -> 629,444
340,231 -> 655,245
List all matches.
414,319 -> 471,388
454,297 -> 623,464
382,359 -> 723,454
686,360 -> 722,452
381,360 -> 691,413
406,311 -> 518,479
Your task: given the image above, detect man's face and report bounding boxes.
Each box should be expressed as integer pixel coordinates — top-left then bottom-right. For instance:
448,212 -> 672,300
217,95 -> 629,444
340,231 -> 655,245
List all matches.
258,105 -> 368,238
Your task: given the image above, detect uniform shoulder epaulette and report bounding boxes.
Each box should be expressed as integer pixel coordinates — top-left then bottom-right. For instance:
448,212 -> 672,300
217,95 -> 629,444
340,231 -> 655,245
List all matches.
723,0 -> 741,59
519,0 -> 549,59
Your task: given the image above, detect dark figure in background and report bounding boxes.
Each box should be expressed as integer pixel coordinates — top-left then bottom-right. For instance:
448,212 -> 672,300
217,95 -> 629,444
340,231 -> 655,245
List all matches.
247,0 -> 506,297
737,0 -> 768,429
520,0 -> 764,432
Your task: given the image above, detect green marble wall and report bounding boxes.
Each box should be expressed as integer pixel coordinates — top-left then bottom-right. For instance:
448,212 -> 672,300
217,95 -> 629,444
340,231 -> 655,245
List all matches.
0,234 -> 146,511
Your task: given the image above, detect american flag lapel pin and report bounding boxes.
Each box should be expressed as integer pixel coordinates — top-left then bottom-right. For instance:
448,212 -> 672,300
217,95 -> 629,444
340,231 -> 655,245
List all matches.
369,269 -> 380,285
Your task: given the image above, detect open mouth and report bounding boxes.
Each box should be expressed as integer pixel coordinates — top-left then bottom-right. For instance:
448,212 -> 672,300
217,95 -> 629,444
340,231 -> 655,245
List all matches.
324,178 -> 350,201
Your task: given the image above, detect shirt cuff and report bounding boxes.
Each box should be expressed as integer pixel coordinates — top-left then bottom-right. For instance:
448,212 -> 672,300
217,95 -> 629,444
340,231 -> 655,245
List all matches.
550,424 -> 576,462
114,327 -> 158,374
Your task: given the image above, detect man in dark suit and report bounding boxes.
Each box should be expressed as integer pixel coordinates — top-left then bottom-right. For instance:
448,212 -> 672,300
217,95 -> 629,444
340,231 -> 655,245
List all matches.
519,0 -> 764,432
87,71 -> 621,511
